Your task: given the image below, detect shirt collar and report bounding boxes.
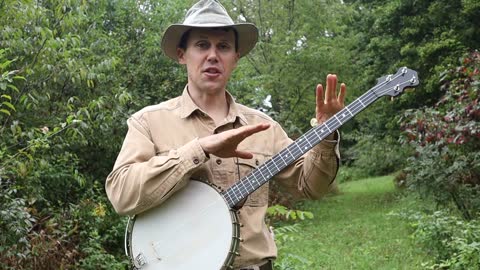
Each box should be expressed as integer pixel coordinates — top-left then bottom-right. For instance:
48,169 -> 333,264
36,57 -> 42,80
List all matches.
179,85 -> 248,125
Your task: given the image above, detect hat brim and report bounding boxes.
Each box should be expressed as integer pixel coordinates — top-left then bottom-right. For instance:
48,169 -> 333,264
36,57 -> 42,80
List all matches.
161,23 -> 258,61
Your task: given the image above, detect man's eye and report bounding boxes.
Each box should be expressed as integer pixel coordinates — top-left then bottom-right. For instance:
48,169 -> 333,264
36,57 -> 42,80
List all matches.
196,42 -> 209,49
218,43 -> 231,50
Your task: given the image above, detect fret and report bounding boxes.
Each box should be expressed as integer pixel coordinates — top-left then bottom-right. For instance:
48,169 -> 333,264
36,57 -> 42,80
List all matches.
224,191 -> 232,205
256,168 -> 267,182
232,186 -> 240,202
271,157 -> 281,171
303,136 -> 313,148
325,123 -> 332,133
277,151 -> 288,166
313,129 -> 321,140
358,98 -> 366,107
293,141 -> 303,154
345,106 -> 354,116
285,147 -> 295,161
264,163 -> 274,177
240,180 -> 249,194
334,114 -> 342,124
238,181 -> 248,196
244,175 -> 254,188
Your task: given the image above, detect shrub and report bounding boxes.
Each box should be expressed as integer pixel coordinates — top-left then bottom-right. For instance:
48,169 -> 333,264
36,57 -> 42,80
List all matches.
401,51 -> 480,220
267,205 -> 314,270
346,134 -> 412,178
395,210 -> 480,269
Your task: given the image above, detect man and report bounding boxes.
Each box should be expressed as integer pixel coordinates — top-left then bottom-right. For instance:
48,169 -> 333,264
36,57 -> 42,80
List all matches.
106,0 -> 346,269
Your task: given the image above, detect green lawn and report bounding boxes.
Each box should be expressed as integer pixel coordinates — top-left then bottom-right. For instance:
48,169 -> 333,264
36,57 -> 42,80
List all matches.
276,176 -> 429,270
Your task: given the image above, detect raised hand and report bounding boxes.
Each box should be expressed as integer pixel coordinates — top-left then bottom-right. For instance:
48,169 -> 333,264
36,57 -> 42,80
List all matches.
198,123 -> 270,159
316,74 -> 346,124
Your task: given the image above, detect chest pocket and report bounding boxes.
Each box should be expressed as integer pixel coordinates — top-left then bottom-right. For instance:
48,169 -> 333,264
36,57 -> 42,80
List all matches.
235,154 -> 270,207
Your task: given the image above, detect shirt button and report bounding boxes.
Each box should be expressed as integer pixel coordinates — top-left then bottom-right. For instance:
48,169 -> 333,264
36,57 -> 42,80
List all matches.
193,158 -> 200,164
255,159 -> 260,166
216,159 -> 222,165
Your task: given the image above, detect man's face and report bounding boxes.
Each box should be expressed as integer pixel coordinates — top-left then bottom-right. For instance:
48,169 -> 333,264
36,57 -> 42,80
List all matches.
177,28 -> 239,94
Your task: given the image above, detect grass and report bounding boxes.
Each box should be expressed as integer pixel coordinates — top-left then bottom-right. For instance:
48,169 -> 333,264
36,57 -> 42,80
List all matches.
275,176 -> 430,270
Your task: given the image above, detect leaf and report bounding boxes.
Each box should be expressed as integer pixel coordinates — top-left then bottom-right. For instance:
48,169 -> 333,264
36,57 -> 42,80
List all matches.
0,59 -> 13,70
2,101 -> 16,111
0,109 -> 10,115
1,94 -> 11,100
7,84 -> 19,92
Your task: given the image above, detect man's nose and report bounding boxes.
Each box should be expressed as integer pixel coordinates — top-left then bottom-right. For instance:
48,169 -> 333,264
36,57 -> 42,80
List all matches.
206,47 -> 218,63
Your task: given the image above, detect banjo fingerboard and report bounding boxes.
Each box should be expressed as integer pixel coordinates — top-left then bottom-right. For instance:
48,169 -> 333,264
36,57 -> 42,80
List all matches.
222,67 -> 419,208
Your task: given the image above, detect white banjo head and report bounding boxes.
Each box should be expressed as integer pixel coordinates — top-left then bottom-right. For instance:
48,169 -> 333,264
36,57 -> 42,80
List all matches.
126,180 -> 238,270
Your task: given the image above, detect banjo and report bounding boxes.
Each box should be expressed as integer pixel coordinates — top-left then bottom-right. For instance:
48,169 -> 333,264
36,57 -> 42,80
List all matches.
124,67 -> 419,269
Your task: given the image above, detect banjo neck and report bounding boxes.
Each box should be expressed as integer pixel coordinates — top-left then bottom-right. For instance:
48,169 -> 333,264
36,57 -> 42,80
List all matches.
221,67 -> 419,208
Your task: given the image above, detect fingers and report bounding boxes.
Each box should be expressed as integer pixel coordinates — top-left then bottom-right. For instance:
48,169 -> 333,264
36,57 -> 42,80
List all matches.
316,84 -> 324,109
325,74 -> 338,102
338,83 -> 346,104
318,74 -> 347,103
235,123 -> 270,138
232,124 -> 269,159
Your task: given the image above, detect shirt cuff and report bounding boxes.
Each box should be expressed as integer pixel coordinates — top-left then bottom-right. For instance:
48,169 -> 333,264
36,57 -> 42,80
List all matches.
310,130 -> 340,156
176,138 -> 209,170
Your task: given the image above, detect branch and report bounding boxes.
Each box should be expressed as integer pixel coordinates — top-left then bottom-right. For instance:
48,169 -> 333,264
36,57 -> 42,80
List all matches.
246,55 -> 262,75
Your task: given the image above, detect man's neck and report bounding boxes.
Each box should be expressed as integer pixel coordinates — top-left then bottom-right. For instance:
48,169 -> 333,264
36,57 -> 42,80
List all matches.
187,85 -> 229,126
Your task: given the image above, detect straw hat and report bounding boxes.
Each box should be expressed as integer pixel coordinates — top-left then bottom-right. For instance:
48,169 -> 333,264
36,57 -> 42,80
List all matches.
161,0 -> 258,61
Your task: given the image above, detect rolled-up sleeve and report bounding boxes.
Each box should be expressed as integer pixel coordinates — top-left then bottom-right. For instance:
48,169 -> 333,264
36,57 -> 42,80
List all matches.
273,122 -> 340,200
105,116 -> 207,216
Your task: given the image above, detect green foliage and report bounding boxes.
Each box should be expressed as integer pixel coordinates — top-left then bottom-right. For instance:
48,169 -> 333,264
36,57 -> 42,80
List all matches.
274,224 -> 315,270
224,0 -> 358,136
336,166 -> 366,183
278,176 -> 429,269
340,0 -> 480,176
0,0 -> 478,267
0,186 -> 34,264
267,204 -> 314,223
395,210 -> 480,269
0,0 -> 179,267
344,133 -> 413,177
266,205 -> 314,270
401,52 -> 480,220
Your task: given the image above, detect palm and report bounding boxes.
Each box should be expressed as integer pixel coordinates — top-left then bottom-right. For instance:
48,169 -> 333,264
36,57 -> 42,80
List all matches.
199,123 -> 270,159
316,74 -> 346,124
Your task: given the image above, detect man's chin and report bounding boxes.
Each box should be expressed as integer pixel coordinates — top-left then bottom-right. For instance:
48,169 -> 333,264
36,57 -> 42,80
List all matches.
201,81 -> 226,92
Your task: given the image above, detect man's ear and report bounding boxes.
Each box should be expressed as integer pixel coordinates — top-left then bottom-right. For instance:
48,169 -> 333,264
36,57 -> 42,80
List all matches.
177,48 -> 186,64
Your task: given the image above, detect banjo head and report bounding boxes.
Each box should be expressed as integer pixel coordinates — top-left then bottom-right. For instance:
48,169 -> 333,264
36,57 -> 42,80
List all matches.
126,180 -> 240,270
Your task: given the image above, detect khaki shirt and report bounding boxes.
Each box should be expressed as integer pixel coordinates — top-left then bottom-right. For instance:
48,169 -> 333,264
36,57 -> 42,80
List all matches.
106,87 -> 340,268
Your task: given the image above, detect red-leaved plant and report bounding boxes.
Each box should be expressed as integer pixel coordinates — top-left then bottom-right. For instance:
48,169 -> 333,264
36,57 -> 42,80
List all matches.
400,51 -> 480,220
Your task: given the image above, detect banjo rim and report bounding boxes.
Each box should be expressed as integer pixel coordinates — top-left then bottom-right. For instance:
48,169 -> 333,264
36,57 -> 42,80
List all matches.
124,180 -> 241,269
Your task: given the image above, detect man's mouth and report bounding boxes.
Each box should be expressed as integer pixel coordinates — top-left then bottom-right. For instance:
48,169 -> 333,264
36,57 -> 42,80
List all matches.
203,67 -> 221,75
